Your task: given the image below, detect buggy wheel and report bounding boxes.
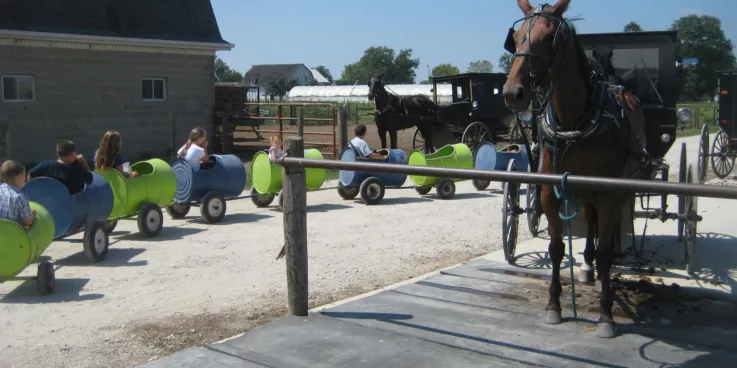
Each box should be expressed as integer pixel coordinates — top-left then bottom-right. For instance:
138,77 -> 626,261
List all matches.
697,124 -> 709,183
200,191 -> 226,224
359,177 -> 385,205
526,183 -> 542,237
710,130 -> 735,179
415,185 -> 432,195
37,261 -> 55,295
103,220 -> 118,233
83,222 -> 109,262
472,179 -> 491,191
684,165 -> 699,274
166,203 -> 191,219
461,122 -> 493,152
436,179 -> 456,200
412,128 -> 426,152
337,185 -> 359,200
678,143 -> 687,242
250,187 -> 275,207
138,203 -> 163,238
502,159 -> 521,264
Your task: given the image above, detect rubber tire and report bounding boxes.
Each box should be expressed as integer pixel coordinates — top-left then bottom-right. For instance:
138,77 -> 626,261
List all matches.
166,203 -> 191,219
137,203 -> 164,238
415,186 -> 432,195
103,220 -> 118,233
472,179 -> 491,191
502,159 -> 520,265
37,261 -> 55,295
278,191 -> 284,209
359,177 -> 385,205
436,179 -> 456,200
338,185 -> 360,200
200,192 -> 227,224
250,187 -> 275,207
83,222 -> 109,262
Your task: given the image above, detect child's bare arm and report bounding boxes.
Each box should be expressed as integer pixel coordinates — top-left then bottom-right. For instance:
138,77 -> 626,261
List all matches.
20,198 -> 34,227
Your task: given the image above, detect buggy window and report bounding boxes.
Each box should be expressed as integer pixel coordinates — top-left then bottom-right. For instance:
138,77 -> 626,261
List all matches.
452,81 -> 470,102
585,47 -> 661,104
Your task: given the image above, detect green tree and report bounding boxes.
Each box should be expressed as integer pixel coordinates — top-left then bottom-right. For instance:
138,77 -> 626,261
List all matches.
214,56 -> 243,83
671,15 -> 736,99
314,65 -> 334,84
467,60 -> 494,73
498,54 -> 513,74
340,46 -> 421,84
267,78 -> 298,100
431,63 -> 460,78
623,21 -> 642,32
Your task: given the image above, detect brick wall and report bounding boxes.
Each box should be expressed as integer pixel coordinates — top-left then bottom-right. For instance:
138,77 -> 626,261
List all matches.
0,45 -> 215,165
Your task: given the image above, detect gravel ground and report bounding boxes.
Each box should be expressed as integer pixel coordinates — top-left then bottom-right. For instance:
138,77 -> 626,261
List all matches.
0,177 -> 528,368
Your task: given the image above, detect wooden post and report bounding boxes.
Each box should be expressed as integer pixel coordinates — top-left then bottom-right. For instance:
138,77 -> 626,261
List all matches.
297,107 -> 304,138
0,119 -> 8,163
170,113 -> 176,159
338,107 -> 348,150
282,136 -> 308,316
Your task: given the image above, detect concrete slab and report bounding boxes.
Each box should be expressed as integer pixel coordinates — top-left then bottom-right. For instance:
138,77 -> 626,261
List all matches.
138,346 -> 266,368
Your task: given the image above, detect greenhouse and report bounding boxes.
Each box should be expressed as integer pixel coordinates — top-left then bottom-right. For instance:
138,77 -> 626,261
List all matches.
287,84 -> 454,103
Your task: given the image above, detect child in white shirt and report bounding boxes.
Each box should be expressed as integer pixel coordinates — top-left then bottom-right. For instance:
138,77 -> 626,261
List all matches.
178,127 -> 212,171
350,124 -> 382,159
268,134 -> 286,162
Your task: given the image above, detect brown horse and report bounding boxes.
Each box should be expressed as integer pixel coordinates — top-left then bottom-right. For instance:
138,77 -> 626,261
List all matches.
502,0 -> 651,338
368,73 -> 437,153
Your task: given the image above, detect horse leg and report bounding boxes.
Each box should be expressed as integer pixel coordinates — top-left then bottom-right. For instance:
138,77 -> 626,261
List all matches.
422,122 -> 433,154
389,124 -> 398,149
595,198 -> 618,338
579,204 -> 597,284
541,183 -> 565,324
377,120 -> 387,149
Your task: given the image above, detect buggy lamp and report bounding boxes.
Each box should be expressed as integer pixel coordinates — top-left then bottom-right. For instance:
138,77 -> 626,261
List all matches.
519,111 -> 533,122
676,108 -> 691,123
661,134 -> 671,143
472,101 -> 478,109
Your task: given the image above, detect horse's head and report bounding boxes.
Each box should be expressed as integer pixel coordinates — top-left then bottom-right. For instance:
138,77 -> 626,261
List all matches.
502,0 -> 573,112
368,73 -> 385,101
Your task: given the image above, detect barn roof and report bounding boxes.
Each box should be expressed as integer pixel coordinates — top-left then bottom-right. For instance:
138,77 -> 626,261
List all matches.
0,0 -> 231,46
243,64 -> 308,85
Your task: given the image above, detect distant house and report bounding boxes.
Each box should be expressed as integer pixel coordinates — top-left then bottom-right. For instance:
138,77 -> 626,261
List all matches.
243,64 -> 315,99
0,0 -> 234,165
309,68 -> 330,85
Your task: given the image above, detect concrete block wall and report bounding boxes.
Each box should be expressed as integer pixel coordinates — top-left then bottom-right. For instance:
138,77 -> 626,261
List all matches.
0,45 -> 215,165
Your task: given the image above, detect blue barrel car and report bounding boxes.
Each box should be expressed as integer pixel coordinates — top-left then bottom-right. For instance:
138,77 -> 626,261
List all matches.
168,154 -> 247,223
22,172 -> 115,262
473,142 -> 530,190
337,148 -> 408,205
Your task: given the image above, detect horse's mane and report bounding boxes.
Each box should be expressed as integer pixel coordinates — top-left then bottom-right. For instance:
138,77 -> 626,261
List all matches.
563,16 -> 596,84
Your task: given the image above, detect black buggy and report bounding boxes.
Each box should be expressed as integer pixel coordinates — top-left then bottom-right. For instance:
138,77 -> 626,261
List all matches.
700,70 -> 737,179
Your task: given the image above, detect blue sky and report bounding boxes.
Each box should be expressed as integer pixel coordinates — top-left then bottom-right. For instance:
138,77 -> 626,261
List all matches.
212,0 -> 735,82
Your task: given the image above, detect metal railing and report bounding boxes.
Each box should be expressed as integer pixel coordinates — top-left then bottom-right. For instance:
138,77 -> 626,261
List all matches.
276,136 -> 737,317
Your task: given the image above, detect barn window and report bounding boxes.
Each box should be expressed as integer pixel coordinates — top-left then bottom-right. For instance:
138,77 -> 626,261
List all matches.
2,75 -> 35,102
142,78 -> 166,101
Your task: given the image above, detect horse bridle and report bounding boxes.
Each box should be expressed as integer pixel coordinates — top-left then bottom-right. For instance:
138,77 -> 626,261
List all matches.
504,4 -> 574,108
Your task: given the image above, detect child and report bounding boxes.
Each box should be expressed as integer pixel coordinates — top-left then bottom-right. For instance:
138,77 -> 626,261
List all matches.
178,127 -> 213,171
0,160 -> 35,228
28,140 -> 94,194
350,124 -> 382,159
268,134 -> 286,162
95,130 -> 139,178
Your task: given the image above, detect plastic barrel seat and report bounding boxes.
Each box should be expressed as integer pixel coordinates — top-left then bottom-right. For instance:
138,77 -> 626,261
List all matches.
250,149 -> 327,208
338,148 -> 408,205
408,143 -> 473,199
472,142 -> 530,190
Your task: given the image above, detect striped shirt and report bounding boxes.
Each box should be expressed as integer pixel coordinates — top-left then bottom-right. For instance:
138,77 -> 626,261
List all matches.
0,183 -> 33,226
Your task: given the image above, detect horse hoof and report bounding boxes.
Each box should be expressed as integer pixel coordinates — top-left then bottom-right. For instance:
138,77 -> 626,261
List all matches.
578,269 -> 595,283
597,323 -> 616,338
544,310 -> 562,325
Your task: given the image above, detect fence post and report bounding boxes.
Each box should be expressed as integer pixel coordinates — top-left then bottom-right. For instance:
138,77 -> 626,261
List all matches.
297,107 -> 304,138
170,113 -> 176,159
0,119 -> 8,163
339,107 -> 348,151
283,136 -> 308,316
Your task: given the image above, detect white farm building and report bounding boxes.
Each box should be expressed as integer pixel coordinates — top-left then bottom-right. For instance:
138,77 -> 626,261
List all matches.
287,84 -> 454,103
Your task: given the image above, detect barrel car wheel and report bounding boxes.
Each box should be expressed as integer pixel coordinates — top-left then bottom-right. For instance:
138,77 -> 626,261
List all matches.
360,177 -> 386,205
103,220 -> 118,233
338,185 -> 359,200
436,179 -> 456,200
138,203 -> 164,238
415,186 -> 432,195
166,203 -> 191,219
250,187 -> 275,208
83,222 -> 109,262
472,179 -> 491,191
37,261 -> 55,295
201,191 -> 227,224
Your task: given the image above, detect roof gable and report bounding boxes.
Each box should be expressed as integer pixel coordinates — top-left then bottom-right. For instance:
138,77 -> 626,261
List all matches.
0,0 -> 229,45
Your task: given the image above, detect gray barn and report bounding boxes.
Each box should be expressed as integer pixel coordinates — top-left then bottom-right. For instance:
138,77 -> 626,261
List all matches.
0,0 -> 234,165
